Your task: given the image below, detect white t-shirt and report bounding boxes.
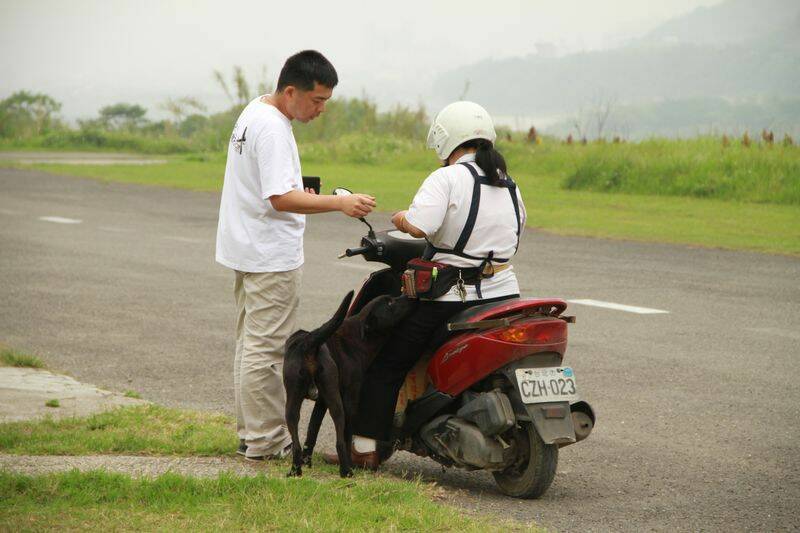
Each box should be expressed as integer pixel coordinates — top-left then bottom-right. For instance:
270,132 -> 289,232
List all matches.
405,153 -> 527,302
215,96 -> 305,273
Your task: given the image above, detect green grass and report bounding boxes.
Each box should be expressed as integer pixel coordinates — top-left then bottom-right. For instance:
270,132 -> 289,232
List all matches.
3,137 -> 799,255
0,470 -> 527,532
0,348 -> 45,368
123,390 -> 142,399
0,401 -> 534,531
44,399 -> 60,408
561,137 -> 800,205
0,404 -> 237,456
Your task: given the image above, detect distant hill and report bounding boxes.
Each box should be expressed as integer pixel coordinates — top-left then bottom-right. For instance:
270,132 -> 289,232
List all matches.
641,0 -> 800,46
545,96 -> 800,140
432,0 -> 800,135
640,0 -> 800,47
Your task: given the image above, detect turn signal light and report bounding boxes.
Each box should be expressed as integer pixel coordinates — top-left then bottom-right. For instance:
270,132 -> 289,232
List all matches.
485,320 -> 566,345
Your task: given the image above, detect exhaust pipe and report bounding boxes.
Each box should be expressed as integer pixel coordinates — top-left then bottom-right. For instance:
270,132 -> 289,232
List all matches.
559,401 -> 595,447
570,401 -> 595,442
572,411 -> 593,441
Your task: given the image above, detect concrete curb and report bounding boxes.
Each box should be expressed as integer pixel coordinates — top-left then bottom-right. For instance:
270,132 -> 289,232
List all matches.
0,454 -> 265,478
0,367 -> 148,423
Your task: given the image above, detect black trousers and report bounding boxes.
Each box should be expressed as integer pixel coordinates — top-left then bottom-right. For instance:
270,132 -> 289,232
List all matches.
353,293 -> 518,442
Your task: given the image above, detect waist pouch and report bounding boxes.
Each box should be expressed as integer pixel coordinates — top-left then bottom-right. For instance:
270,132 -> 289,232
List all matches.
402,258 -> 482,299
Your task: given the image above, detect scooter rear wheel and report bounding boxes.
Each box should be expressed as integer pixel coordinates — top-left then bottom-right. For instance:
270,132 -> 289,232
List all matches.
492,422 -> 558,499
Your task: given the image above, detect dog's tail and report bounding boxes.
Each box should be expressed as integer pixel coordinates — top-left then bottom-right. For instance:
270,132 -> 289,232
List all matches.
310,290 -> 354,346
286,290 -> 354,356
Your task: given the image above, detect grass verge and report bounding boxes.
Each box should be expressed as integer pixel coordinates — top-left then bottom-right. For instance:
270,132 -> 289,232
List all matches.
0,401 -> 534,530
0,348 -> 44,368
0,404 -> 237,456
3,141 -> 798,255
0,470 -> 526,531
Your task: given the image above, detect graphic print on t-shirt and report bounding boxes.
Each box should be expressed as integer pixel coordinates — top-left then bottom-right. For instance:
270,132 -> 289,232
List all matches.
230,125 -> 247,154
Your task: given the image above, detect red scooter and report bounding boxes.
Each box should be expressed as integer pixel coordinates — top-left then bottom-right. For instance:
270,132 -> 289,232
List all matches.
339,215 -> 595,499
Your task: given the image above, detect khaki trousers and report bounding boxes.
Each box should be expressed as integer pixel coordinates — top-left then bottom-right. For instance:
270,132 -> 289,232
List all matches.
233,267 -> 301,457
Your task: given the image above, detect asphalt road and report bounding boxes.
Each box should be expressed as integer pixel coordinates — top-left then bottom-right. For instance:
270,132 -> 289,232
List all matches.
1,167 -> 798,531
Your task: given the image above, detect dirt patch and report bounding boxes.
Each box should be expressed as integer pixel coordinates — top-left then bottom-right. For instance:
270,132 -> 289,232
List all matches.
0,454 -> 261,478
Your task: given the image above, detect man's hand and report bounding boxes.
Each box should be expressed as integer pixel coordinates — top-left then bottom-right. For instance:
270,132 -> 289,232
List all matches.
339,194 -> 376,218
270,190 -> 372,215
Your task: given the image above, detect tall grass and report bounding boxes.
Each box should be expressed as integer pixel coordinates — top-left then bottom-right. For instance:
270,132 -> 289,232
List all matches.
561,137 -> 800,205
300,135 -> 800,206
0,129 -> 194,154
8,133 -> 799,207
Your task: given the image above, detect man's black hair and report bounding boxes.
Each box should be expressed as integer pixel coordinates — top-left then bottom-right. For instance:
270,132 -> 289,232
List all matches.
276,50 -> 338,92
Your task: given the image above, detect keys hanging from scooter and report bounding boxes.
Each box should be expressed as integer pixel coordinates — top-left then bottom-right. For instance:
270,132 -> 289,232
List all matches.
456,271 -> 467,302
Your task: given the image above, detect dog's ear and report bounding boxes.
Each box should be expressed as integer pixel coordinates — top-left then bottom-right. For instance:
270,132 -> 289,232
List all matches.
360,316 -> 371,340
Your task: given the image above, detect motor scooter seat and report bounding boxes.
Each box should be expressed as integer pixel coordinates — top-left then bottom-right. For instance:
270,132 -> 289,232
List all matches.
425,297 -> 567,352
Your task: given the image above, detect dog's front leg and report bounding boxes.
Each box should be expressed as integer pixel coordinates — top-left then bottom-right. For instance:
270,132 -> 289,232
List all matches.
317,383 -> 352,477
343,387 -> 361,468
329,398 -> 352,478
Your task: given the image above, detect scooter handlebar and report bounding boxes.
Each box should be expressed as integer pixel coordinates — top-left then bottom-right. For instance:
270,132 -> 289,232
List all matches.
339,245 -> 371,259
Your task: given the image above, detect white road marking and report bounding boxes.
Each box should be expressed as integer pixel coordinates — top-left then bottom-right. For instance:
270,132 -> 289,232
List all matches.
163,236 -> 208,244
38,216 -> 82,224
334,261 -> 384,273
567,299 -> 669,315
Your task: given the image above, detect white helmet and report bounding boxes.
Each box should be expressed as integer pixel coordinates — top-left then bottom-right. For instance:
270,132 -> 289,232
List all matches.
426,101 -> 497,161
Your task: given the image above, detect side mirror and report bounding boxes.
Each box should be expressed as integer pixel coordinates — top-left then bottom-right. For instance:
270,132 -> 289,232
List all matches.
333,187 -> 374,236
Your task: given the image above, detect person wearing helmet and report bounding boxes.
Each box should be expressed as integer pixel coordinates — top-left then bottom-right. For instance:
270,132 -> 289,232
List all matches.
325,101 -> 527,469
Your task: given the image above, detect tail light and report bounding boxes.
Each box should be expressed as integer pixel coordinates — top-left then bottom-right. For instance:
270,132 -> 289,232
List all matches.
483,319 -> 566,345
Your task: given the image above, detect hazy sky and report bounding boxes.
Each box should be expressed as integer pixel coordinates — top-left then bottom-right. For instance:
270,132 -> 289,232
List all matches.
1,0 -> 724,120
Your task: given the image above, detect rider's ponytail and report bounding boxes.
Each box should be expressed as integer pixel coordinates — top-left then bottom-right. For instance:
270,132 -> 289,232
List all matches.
457,139 -> 507,185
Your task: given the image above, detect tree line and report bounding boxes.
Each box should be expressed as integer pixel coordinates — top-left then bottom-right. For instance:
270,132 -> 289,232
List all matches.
0,67 -> 430,153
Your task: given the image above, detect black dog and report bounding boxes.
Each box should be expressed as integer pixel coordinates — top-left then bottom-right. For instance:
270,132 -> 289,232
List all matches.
283,291 -> 413,477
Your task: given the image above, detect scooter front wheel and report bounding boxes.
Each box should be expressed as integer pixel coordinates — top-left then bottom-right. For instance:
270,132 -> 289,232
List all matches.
492,422 -> 558,499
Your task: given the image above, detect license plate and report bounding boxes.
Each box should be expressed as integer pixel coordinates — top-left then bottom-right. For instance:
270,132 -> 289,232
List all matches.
515,367 -> 579,404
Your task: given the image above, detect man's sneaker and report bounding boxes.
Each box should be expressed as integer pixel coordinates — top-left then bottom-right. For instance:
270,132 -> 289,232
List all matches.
245,442 -> 292,462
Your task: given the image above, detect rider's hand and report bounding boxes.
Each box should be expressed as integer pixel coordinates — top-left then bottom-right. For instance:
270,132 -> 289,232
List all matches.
304,187 -> 318,195
339,194 -> 376,218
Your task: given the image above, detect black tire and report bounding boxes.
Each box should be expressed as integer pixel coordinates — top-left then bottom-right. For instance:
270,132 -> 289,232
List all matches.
492,422 -> 558,499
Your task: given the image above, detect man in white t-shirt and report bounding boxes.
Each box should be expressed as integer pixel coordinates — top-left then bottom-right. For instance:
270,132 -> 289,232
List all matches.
216,50 -> 376,461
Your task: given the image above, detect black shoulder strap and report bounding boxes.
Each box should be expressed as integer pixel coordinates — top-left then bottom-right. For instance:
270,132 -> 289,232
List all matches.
506,177 -> 521,243
421,162 -> 519,263
453,162 -> 482,253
